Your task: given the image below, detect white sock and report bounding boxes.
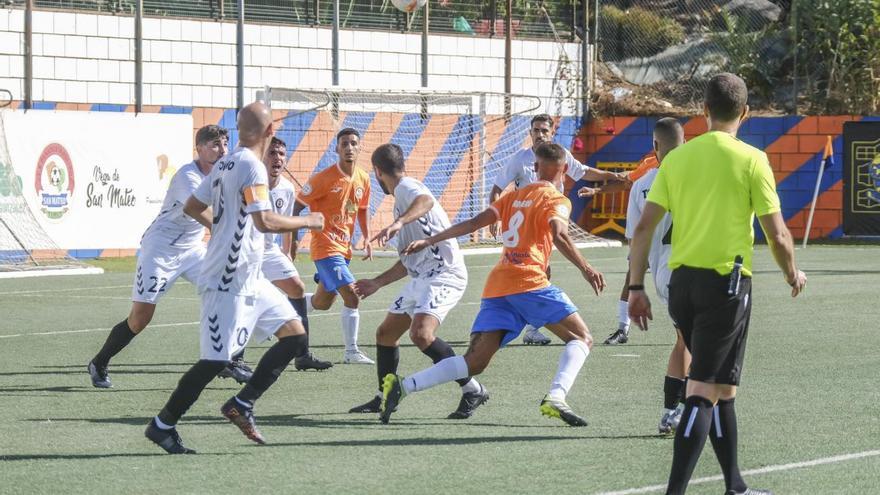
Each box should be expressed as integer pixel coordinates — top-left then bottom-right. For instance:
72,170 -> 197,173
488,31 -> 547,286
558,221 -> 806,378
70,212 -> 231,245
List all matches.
402,355 -> 469,394
548,340 -> 590,400
460,377 -> 481,394
618,300 -> 630,330
341,306 -> 360,352
523,324 -> 537,335
305,293 -> 316,314
153,416 -> 174,430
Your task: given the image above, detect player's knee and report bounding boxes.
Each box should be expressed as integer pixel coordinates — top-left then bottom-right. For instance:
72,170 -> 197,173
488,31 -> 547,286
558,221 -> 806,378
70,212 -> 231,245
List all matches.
408,328 -> 433,350
311,294 -> 332,310
464,353 -> 490,376
127,307 -> 154,333
376,324 -> 398,346
290,278 -> 306,296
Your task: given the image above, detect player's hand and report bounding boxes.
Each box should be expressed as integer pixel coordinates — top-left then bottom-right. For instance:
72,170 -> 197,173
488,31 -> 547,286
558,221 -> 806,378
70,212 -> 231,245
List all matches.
577,186 -> 600,198
371,220 -> 402,247
582,264 -> 606,295
306,212 -> 324,231
290,240 -> 299,261
489,222 -> 499,238
786,269 -> 807,297
628,290 -> 653,331
353,278 -> 380,299
403,239 -> 429,255
362,240 -> 373,261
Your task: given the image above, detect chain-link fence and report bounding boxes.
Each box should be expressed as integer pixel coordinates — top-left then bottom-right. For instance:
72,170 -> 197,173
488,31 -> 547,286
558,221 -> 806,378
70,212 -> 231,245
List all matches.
22,0 -> 582,41
593,0 -> 880,116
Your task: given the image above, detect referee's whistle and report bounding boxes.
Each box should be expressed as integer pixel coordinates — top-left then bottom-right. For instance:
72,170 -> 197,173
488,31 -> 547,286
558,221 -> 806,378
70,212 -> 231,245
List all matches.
727,255 -> 744,296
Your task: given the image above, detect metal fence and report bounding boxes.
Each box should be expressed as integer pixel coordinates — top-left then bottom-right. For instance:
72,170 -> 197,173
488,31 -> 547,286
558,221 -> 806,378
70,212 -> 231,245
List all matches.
593,0 -> 880,115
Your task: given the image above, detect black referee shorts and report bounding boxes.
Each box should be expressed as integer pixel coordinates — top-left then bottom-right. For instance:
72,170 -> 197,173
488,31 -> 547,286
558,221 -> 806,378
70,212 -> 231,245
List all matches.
668,266 -> 752,386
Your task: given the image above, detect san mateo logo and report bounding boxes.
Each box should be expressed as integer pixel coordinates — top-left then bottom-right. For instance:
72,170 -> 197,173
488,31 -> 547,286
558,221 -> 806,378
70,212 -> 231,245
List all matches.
34,143 -> 75,220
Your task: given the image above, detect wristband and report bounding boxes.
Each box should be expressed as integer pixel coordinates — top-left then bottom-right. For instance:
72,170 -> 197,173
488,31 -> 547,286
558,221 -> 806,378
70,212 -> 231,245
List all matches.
627,284 -> 645,291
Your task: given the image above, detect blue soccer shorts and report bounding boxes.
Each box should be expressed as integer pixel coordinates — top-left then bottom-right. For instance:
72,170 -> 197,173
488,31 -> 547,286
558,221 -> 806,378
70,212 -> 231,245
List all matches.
313,255 -> 355,293
472,285 -> 578,347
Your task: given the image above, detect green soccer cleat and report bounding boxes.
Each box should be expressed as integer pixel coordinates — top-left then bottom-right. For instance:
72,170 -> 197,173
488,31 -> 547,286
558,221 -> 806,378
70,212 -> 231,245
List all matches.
539,395 -> 588,427
380,373 -> 406,424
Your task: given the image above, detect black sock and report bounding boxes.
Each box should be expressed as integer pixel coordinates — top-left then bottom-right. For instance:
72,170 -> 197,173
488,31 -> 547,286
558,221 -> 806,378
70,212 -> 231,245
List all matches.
157,359 -> 227,426
92,319 -> 137,368
376,344 -> 400,393
289,298 -> 310,334
231,348 -> 245,362
709,399 -> 747,492
666,395 -> 714,495
663,376 -> 686,410
237,334 -> 308,405
422,338 -> 470,387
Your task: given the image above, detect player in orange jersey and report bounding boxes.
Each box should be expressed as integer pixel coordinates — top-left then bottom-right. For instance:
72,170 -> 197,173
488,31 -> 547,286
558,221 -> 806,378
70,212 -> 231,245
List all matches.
379,142 -> 607,426
292,128 -> 374,364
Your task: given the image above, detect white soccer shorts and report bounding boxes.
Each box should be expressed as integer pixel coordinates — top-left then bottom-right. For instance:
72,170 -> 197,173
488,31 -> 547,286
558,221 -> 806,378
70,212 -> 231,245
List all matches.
131,244 -> 205,304
387,270 -> 467,323
199,278 -> 299,361
261,249 -> 299,282
654,265 -> 672,306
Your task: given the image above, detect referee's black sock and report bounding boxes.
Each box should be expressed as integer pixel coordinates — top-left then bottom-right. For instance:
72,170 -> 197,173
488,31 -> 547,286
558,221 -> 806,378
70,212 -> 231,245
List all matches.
376,344 -> 400,393
663,376 -> 686,410
709,398 -> 747,492
92,319 -> 137,368
422,338 -> 471,387
666,395 -> 714,495
237,334 -> 308,405
289,298 -> 310,334
158,359 -> 227,426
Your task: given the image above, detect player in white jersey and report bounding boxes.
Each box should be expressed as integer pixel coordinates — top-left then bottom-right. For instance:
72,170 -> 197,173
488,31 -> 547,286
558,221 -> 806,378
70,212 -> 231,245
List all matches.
261,137 -> 332,371
488,113 -> 625,345
86,125 -> 253,388
348,144 -> 487,418
624,118 -> 691,434
145,102 -> 324,453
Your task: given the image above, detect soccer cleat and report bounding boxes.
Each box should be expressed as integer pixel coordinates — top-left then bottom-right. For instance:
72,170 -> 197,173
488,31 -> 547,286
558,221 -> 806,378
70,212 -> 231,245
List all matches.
603,328 -> 629,345
447,385 -> 490,419
294,352 -> 333,371
145,419 -> 196,454
88,361 -> 112,388
523,328 -> 552,346
217,359 -> 253,384
380,374 -> 406,424
726,489 -> 773,495
539,395 -> 588,427
658,403 -> 684,435
349,395 -> 383,413
343,349 -> 375,365
221,398 -> 266,445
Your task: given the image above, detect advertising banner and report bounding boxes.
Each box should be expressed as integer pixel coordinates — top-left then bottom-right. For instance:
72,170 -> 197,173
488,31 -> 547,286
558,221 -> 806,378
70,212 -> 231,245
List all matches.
842,121 -> 880,236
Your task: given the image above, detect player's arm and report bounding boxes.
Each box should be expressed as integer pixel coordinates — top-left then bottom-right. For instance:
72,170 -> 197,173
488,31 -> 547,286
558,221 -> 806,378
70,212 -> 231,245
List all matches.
627,201 -> 666,330
183,195 -> 213,229
281,231 -> 293,259
403,209 -> 497,254
488,161 -> 515,236
290,200 -> 308,260
758,211 -> 806,297
357,205 -> 373,260
252,209 -> 323,234
550,217 -> 606,295
352,260 -> 408,299
581,167 -> 627,183
372,194 -> 433,246
176,171 -> 213,229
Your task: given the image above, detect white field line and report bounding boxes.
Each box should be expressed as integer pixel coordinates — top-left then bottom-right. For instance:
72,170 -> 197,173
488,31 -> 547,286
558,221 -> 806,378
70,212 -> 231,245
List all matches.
0,302 -> 481,339
595,449 -> 880,495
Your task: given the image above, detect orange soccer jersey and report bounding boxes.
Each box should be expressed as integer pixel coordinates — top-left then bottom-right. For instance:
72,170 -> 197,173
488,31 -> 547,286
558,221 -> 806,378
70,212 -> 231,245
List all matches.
628,154 -> 659,182
483,181 -> 572,299
297,163 -> 370,261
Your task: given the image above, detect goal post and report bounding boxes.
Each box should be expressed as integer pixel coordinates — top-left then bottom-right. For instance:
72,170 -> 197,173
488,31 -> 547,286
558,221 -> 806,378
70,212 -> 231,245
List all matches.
258,87 -> 621,255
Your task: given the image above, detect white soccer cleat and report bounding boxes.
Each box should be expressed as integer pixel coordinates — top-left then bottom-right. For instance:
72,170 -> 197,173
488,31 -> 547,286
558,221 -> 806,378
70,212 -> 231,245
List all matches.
343,349 -> 375,365
523,328 -> 551,346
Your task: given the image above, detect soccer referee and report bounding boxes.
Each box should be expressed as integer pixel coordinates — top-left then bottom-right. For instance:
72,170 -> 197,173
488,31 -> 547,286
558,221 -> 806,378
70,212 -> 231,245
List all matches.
628,73 -> 807,495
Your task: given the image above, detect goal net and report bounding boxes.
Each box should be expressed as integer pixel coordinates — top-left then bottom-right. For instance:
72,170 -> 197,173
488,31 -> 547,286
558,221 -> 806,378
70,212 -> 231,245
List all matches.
0,110 -> 102,278
259,88 -> 620,255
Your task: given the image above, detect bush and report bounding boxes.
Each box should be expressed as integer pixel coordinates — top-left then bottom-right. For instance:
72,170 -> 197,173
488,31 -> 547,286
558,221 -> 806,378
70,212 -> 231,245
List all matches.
600,5 -> 686,60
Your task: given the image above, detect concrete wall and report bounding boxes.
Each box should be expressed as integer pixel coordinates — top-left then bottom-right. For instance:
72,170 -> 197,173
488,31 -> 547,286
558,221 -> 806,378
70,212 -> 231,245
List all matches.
0,8 -> 581,113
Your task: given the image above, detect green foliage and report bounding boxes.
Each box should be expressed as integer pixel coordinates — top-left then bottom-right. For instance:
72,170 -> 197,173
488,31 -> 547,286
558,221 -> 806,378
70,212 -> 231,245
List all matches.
599,5 -> 686,60
711,10 -> 783,103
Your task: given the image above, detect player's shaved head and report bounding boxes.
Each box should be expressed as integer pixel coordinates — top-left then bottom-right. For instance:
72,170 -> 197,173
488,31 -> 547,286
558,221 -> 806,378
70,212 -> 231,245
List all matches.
534,142 -> 568,182
705,73 -> 748,123
237,101 -> 273,144
653,118 -> 684,149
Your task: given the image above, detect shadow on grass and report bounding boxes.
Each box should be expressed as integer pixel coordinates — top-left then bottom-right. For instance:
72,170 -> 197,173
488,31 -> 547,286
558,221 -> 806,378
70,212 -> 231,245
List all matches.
264,432 -> 665,448
0,452 -> 229,461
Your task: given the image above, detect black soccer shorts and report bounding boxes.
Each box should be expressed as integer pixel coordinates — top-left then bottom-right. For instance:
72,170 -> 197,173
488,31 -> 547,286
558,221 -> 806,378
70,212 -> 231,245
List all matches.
667,266 -> 752,386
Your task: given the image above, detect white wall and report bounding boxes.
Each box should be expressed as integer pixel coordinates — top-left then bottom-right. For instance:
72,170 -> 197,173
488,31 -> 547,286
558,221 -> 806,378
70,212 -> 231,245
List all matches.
0,8 -> 581,113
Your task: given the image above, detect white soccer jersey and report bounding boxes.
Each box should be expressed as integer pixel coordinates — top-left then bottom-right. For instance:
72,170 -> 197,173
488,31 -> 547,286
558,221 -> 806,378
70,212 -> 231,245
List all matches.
141,161 -> 207,249
492,147 -> 589,192
394,177 -> 466,279
193,146 -> 272,296
626,168 -> 673,300
265,178 -> 296,252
